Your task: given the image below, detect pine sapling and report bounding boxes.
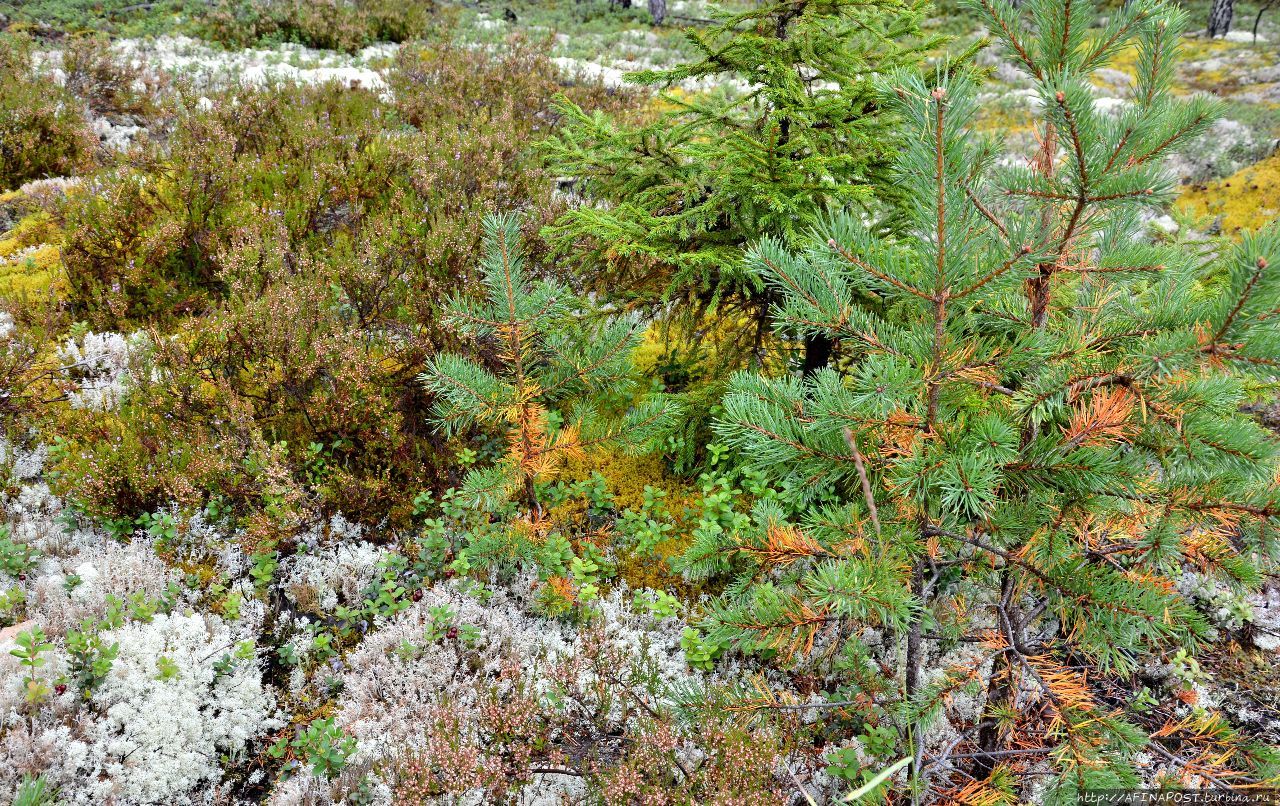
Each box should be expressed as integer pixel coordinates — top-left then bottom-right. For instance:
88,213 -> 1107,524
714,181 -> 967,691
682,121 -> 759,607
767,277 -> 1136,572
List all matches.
420,213 -> 679,516
685,0 -> 1280,798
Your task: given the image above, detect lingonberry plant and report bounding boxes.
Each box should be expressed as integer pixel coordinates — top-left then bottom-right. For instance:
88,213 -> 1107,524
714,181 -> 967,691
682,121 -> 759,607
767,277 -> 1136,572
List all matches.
684,0 -> 1280,798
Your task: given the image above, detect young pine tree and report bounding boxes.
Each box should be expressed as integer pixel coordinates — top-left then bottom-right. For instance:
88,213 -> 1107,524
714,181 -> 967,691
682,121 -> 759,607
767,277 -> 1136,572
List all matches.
683,0 -> 1280,798
419,213 -> 678,516
542,0 -> 945,374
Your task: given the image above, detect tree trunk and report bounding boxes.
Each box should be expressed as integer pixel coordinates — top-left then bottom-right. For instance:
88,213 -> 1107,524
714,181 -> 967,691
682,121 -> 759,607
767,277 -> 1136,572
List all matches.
1208,0 -> 1234,37
972,657 -> 1012,779
972,570 -> 1016,780
1253,0 -> 1273,41
649,0 -> 666,25
801,334 -> 833,376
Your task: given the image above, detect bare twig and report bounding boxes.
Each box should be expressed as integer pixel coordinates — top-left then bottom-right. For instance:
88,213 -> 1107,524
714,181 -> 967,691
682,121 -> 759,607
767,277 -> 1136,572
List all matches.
843,427 -> 880,535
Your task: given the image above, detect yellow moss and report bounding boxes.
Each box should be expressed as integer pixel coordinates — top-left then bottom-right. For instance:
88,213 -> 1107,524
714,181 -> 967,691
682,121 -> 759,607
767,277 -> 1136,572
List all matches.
649,87 -> 692,115
614,535 -> 702,599
560,450 -> 690,514
0,212 -> 59,252
554,446 -> 707,595
630,325 -> 672,378
1175,36 -> 1240,62
174,558 -> 221,587
0,212 -> 65,299
1104,36 -> 1261,97
545,495 -> 591,534
631,314 -> 775,380
1105,38 -> 1137,70
0,244 -> 62,298
973,102 -> 1034,136
1176,152 -> 1280,235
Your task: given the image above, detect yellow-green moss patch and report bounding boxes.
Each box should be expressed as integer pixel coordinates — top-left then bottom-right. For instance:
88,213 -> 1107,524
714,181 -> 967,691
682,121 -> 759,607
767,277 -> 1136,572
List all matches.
1177,151 -> 1280,234
0,213 -> 63,298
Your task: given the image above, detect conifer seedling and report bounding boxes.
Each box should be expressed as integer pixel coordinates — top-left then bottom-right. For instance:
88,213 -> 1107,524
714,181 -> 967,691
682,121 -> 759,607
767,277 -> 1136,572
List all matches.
544,0 -> 947,373
420,213 -> 679,514
684,0 -> 1280,797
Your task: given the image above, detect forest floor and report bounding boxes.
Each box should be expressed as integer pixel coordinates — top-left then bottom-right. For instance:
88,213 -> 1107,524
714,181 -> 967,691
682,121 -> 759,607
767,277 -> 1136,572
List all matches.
0,1 -> 1278,804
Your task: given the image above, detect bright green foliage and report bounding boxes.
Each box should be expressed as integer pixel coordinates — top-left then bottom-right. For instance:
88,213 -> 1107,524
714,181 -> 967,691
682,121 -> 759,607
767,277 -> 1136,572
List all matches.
65,620 -> 120,698
155,655 -> 181,681
685,0 -> 1280,796
11,625 -> 54,706
0,524 -> 38,577
11,774 -> 57,806
420,213 -> 679,513
680,627 -> 725,671
634,588 -> 680,618
0,586 -> 24,627
543,0 -> 944,370
270,716 -> 357,779
10,625 -> 53,670
617,484 -> 675,556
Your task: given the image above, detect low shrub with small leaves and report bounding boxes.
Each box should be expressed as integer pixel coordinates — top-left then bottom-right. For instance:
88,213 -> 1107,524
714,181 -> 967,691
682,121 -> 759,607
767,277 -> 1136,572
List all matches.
0,35 -> 95,191
201,0 -> 441,52
49,34 -> 644,530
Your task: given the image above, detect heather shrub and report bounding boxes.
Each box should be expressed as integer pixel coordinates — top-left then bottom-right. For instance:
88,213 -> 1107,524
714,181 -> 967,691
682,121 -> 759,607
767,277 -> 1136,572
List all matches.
368,592 -> 791,804
0,35 -> 95,191
387,681 -> 792,803
59,34 -> 161,120
61,36 -> 633,328
51,35 -> 646,530
202,0 -> 440,52
0,306 -> 67,435
58,170 -> 187,324
386,34 -> 642,287
47,313 -> 421,545
52,81 -> 427,525
390,33 -> 637,137
60,82 -> 401,326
